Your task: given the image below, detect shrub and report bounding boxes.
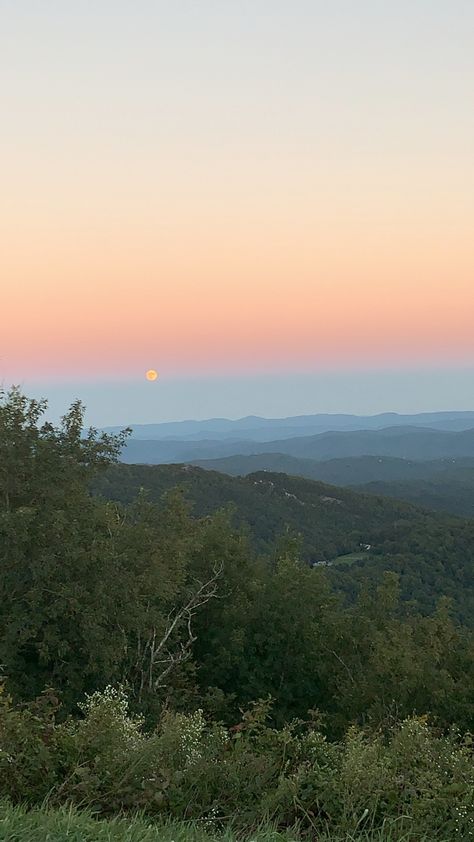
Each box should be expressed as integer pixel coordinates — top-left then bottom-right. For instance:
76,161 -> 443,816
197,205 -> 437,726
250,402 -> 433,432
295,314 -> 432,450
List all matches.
1,685 -> 474,839
0,685 -> 60,802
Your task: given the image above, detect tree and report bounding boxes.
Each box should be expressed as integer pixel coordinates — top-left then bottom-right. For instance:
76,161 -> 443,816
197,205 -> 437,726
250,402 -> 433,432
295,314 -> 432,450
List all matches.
0,387 -> 131,703
0,389 -> 231,713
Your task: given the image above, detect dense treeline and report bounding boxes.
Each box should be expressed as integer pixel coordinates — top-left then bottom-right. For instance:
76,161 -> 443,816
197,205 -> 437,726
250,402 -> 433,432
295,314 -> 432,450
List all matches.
1,388 -> 474,838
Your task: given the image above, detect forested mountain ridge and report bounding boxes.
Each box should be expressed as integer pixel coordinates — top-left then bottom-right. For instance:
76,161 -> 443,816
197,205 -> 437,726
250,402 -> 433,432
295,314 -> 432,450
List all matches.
94,462 -> 474,621
356,477 -> 474,517
191,453 -> 474,517
93,461 -> 444,560
192,453 -> 474,484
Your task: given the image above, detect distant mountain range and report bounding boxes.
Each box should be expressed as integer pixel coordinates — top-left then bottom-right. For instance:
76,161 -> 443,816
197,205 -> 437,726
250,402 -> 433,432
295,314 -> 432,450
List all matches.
107,411 -> 474,516
106,411 -> 474,442
119,425 -> 474,465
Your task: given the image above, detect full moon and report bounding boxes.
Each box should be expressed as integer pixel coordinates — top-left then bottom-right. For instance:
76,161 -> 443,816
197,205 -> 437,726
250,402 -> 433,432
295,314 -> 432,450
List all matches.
145,369 -> 158,381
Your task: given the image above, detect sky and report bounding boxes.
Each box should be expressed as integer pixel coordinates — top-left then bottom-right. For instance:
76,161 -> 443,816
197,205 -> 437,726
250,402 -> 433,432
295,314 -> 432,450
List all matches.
2,1 -> 474,424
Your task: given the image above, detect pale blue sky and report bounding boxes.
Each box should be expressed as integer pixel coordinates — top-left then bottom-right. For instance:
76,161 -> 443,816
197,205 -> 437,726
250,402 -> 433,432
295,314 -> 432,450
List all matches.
17,368 -> 474,427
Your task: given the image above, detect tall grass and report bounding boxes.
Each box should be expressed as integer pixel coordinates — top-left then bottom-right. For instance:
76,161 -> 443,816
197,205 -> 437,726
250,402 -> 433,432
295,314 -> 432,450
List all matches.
0,802 -> 447,842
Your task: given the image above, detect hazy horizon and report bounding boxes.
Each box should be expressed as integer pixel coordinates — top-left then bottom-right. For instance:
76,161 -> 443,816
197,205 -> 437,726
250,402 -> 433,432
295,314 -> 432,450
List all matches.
12,367 -> 474,427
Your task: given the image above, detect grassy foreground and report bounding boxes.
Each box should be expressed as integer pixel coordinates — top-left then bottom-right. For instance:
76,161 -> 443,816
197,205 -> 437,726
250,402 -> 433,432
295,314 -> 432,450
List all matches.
0,802 -> 447,842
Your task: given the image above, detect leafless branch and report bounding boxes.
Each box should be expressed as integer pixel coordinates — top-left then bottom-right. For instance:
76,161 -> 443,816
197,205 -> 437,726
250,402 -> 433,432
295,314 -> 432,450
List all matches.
135,563 -> 224,700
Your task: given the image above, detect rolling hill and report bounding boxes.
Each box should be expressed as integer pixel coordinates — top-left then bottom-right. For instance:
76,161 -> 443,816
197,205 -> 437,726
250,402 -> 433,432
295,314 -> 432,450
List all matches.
191,453 -> 474,483
93,463 -> 474,621
190,454 -> 474,517
356,477 -> 474,518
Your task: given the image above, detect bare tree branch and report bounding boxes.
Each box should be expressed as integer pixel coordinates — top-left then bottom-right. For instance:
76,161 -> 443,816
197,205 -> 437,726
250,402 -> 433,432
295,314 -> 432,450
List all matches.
135,563 -> 224,699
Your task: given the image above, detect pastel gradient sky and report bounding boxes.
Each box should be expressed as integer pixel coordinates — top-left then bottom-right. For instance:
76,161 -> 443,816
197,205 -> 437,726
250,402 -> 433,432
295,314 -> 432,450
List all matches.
2,1 -> 474,423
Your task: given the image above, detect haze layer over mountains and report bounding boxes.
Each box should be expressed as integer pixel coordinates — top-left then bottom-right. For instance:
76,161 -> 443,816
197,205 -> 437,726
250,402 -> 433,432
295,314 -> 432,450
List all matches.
107,411 -> 474,442
108,411 -> 474,465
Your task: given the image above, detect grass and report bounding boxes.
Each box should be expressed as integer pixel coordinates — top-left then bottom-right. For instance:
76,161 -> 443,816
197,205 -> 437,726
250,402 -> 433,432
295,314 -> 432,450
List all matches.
0,804 -> 280,842
0,803 -> 218,842
0,803 -> 450,842
331,552 -> 368,567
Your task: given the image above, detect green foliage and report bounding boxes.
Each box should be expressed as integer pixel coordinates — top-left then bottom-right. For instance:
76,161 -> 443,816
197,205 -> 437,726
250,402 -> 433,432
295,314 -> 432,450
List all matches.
0,686 -> 60,802
0,388 -> 131,703
1,688 -> 474,839
0,389 -> 241,713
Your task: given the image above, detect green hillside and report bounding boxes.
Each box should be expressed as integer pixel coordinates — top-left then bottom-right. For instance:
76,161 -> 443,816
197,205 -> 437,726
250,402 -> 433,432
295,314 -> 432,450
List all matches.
355,478 -> 474,517
192,452 -> 474,484
94,463 -> 474,620
191,454 -> 474,516
93,462 -> 438,561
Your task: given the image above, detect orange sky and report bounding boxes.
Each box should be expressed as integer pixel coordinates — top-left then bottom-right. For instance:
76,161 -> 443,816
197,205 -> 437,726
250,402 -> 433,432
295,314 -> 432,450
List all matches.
2,3 -> 474,383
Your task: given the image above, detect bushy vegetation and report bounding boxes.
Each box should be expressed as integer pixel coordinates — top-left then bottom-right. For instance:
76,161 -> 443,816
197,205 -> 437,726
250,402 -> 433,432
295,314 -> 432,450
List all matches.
1,387 -> 474,840
1,687 -> 474,839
